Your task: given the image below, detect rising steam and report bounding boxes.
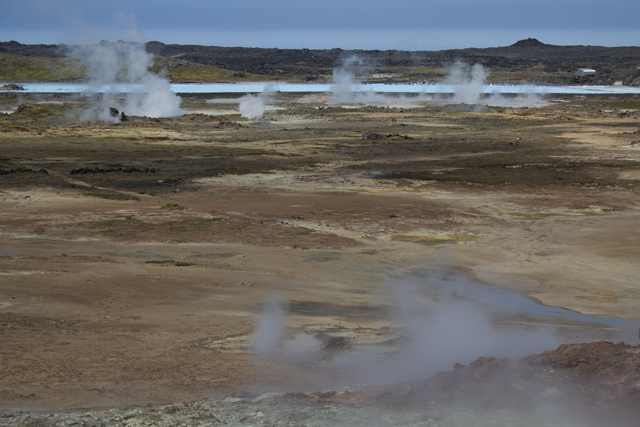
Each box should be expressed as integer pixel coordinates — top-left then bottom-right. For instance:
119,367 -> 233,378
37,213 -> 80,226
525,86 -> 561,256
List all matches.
251,269 -> 560,388
252,294 -> 289,354
329,56 -> 543,108
444,59 -> 543,108
72,40 -> 184,122
239,85 -> 274,120
446,60 -> 488,105
329,55 -> 389,106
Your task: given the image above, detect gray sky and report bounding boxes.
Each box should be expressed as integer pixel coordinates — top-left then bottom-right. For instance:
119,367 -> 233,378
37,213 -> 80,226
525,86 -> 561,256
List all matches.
1,0 -> 638,50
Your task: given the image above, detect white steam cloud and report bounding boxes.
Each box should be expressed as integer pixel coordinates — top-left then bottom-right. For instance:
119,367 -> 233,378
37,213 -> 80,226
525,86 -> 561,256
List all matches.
239,86 -> 274,120
329,66 -> 358,104
72,40 -> 184,122
329,56 -> 543,108
333,298 -> 559,386
330,56 -> 389,106
444,59 -> 543,108
446,60 -> 488,105
252,294 -> 289,354
251,270 -> 560,388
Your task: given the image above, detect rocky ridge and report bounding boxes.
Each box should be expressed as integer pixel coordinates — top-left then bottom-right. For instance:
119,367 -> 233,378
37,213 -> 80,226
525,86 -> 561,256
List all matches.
2,39 -> 640,85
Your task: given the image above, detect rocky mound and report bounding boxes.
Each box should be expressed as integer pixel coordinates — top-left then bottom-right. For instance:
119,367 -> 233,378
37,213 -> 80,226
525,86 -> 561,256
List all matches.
510,38 -> 548,48
0,83 -> 25,91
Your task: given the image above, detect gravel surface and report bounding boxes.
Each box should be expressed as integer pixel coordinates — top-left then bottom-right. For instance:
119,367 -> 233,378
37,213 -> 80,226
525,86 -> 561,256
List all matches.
0,389 -> 584,427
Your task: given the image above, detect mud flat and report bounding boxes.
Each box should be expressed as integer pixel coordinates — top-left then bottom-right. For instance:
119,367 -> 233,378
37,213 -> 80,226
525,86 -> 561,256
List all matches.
1,91 -> 640,424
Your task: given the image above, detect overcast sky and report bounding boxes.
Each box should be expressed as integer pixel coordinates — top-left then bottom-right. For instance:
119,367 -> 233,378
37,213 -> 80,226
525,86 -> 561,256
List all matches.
1,0 -> 638,50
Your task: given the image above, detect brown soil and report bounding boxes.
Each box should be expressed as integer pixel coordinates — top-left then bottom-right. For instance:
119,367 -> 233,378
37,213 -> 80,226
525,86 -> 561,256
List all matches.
1,92 -> 640,414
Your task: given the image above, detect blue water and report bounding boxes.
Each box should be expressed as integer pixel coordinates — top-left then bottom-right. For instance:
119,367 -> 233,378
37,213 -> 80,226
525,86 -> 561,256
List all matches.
427,274 -> 638,330
4,82 -> 640,95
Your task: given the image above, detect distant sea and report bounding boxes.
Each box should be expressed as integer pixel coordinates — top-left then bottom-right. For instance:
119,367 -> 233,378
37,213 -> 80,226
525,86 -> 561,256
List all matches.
3,82 -> 640,95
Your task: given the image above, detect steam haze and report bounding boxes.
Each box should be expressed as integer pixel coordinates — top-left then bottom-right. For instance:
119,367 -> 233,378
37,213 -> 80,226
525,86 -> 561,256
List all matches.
251,269 -> 560,389
239,86 -> 274,120
329,57 -> 544,108
72,41 -> 184,122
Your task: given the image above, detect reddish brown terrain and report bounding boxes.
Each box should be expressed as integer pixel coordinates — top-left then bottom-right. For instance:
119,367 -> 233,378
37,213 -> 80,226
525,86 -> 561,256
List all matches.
1,89 -> 640,425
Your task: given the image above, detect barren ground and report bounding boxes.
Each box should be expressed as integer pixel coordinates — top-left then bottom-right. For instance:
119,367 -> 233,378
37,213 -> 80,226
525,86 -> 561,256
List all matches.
1,92 -> 640,419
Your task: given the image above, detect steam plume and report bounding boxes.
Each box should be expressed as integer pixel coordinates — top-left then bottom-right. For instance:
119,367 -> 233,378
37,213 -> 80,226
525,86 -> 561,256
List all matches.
252,294 -> 289,354
328,56 -> 543,108
446,60 -> 488,105
239,86 -> 274,120
329,55 -> 388,106
251,270 -> 560,388
444,59 -> 543,108
71,40 -> 184,122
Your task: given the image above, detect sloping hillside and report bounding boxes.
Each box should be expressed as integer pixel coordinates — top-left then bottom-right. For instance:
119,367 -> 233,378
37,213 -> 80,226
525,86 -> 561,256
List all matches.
0,52 -> 83,82
0,51 -> 280,83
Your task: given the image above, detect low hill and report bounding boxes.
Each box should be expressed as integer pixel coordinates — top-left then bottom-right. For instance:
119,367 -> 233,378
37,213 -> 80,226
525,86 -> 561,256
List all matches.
142,38 -> 640,85
0,51 -> 279,83
0,52 -> 83,82
1,38 -> 640,85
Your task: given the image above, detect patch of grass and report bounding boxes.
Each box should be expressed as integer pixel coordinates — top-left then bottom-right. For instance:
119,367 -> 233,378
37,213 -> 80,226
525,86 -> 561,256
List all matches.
364,66 -> 449,83
391,233 -> 484,245
2,103 -> 76,122
84,192 -> 141,201
0,52 -> 283,83
145,260 -> 173,264
150,56 -> 283,83
174,261 -> 195,267
0,53 -> 84,82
